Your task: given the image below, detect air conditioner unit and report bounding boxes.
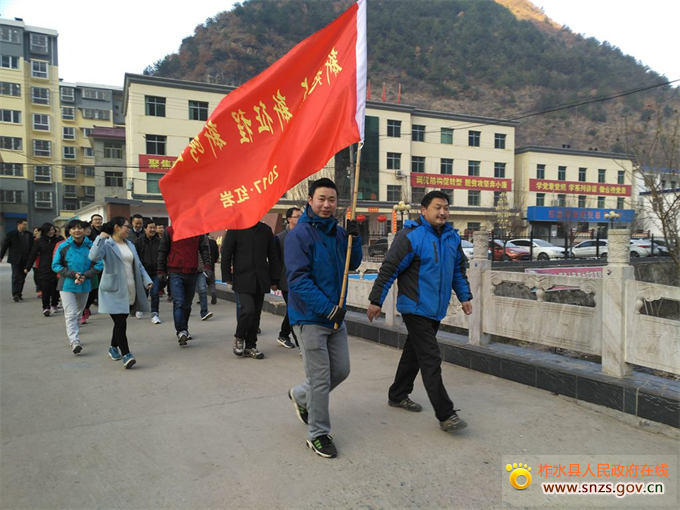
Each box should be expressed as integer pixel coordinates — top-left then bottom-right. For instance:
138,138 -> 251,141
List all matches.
395,170 -> 404,178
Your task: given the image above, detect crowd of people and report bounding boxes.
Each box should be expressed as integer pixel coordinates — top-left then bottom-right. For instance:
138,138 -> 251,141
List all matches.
2,178 -> 473,459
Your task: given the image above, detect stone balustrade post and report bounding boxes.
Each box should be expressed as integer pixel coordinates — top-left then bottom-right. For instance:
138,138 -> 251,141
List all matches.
468,231 -> 491,345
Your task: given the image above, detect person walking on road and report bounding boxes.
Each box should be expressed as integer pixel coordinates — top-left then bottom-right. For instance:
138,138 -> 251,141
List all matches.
367,191 -> 472,434
90,217 -> 153,369
195,235 -> 214,322
134,220 -> 162,324
1,218 -> 34,302
285,178 -> 362,458
24,223 -> 64,316
276,207 -> 302,349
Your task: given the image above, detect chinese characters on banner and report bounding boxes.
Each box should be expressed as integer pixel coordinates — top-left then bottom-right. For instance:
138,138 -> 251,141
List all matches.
529,179 -> 632,196
410,172 -> 513,191
159,0 -> 367,240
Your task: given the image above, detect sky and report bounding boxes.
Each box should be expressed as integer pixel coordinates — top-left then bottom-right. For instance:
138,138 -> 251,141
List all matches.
1,0 -> 679,87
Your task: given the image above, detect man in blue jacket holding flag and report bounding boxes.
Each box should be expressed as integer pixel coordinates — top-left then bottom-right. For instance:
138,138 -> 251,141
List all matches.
367,190 -> 472,433
285,178 -> 362,459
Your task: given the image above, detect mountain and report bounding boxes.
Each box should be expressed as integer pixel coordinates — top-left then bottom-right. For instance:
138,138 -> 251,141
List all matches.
144,0 -> 679,152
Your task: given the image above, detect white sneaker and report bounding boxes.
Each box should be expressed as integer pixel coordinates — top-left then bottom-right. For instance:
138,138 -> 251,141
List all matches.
135,311 -> 143,319
151,314 -> 161,325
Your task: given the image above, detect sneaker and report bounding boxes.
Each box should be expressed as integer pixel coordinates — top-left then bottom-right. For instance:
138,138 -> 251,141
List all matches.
72,344 -> 82,355
80,308 -> 90,325
151,313 -> 161,325
288,388 -> 308,425
439,412 -> 468,432
108,346 -> 122,361
243,347 -> 264,359
43,308 -> 50,317
277,336 -> 295,349
13,295 -> 20,302
177,330 -> 188,347
186,332 -> 193,340
388,397 -> 423,413
123,352 -> 136,369
307,435 -> 337,459
257,328 -> 262,335
233,337 -> 244,356
211,295 -> 217,305
201,311 -> 213,321
51,306 -> 59,315
135,311 -> 143,319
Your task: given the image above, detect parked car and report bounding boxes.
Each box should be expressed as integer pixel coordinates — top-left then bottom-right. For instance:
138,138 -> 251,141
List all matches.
629,239 -> 653,257
632,238 -> 669,256
461,240 -> 474,259
368,238 -> 388,257
509,238 -> 568,260
571,239 -> 650,259
489,240 -> 531,261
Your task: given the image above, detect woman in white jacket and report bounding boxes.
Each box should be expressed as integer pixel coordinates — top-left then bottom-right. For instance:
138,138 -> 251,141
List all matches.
90,216 -> 152,368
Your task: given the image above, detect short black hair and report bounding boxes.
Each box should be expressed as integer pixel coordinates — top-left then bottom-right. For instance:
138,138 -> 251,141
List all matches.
144,219 -> 156,229
66,219 -> 87,232
308,178 -> 338,199
285,207 -> 302,219
39,223 -> 54,236
421,190 -> 450,208
130,213 -> 143,221
16,218 -> 27,225
91,214 -> 103,220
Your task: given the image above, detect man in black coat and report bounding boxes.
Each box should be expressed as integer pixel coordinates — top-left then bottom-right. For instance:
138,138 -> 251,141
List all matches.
221,222 -> 281,359
1,218 -> 34,301
24,223 -> 64,315
134,220 -> 161,324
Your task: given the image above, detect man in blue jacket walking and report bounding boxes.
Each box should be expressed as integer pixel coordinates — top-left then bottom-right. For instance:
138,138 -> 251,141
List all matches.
285,178 -> 361,459
367,191 -> 472,433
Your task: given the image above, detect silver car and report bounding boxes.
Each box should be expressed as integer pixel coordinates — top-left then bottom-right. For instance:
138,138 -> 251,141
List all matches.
509,239 -> 567,260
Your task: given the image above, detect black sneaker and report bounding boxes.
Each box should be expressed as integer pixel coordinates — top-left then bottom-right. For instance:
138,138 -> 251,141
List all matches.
388,397 -> 423,412
277,336 -> 295,349
288,388 -> 308,425
13,295 -> 20,302
243,347 -> 264,359
72,344 -> 82,355
211,295 -> 217,305
307,435 -> 337,459
440,411 -> 468,432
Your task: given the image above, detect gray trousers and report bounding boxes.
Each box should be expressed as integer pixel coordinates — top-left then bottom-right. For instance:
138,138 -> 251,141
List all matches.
61,291 -> 88,346
291,323 -> 350,440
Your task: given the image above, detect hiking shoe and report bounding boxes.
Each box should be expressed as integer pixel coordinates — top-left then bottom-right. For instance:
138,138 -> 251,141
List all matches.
123,353 -> 136,369
307,435 -> 337,459
51,306 -> 59,315
177,331 -> 188,347
151,313 -> 161,325
277,336 -> 295,349
288,388 -> 308,425
211,295 -> 217,305
440,412 -> 468,432
243,347 -> 264,359
201,311 -> 213,321
233,337 -> 244,356
72,344 -> 82,355
135,311 -> 143,319
109,346 -> 122,361
43,308 -> 50,317
388,397 -> 423,413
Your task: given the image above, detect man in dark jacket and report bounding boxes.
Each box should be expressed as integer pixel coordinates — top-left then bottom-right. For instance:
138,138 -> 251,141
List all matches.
1,218 -> 34,301
367,191 -> 472,434
127,213 -> 144,240
134,220 -> 161,324
208,235 -> 219,305
276,207 -> 302,349
24,223 -> 64,315
157,225 -> 211,346
221,222 -> 281,359
87,214 -> 104,241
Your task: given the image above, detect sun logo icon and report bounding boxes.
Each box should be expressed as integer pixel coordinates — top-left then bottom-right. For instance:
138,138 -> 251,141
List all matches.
506,462 -> 532,490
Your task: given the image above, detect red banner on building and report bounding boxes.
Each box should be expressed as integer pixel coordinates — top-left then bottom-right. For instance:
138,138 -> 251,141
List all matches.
529,179 -> 631,196
138,154 -> 177,173
410,173 -> 512,191
160,0 -> 367,240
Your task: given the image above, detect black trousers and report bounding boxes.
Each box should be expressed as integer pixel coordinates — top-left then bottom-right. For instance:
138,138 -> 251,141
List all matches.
11,264 -> 27,298
388,314 -> 454,422
110,313 -> 130,355
37,276 -> 59,309
235,292 -> 265,349
85,288 -> 98,310
278,291 -> 299,346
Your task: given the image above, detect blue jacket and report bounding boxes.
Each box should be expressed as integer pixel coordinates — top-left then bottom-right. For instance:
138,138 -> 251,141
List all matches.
51,236 -> 103,293
368,216 -> 472,321
285,205 -> 362,328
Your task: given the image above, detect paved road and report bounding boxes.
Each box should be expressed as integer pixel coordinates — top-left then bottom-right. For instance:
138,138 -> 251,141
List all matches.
0,263 -> 677,509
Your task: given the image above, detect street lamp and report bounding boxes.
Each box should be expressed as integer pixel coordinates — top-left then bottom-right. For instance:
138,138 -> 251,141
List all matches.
392,201 -> 411,229
604,210 -> 621,230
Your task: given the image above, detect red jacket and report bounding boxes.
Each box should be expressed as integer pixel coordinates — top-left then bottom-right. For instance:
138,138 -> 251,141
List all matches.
157,226 -> 210,274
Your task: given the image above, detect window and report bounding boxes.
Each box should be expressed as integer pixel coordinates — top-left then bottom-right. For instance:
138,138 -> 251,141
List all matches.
34,166 -> 52,182
468,130 -> 480,147
81,127 -> 93,137
0,27 -> 20,43
386,185 -> 402,202
536,193 -> 545,207
440,128 -> 453,144
63,146 -> 76,159
105,171 -> 124,187
82,109 -> 110,120
189,100 -> 208,121
0,55 -> 19,69
0,163 -> 23,177
82,88 -> 110,101
30,34 -> 48,54
62,127 -> 75,140
32,114 -> 49,131
63,166 -> 77,179
597,197 -> 605,208
83,166 -> 95,177
411,187 -> 426,205
494,133 -> 506,149
558,166 -> 566,181
412,156 -> 425,173
617,170 -> 625,185
0,109 -> 21,123
494,191 -> 502,206
578,195 -> 587,208
35,191 -> 53,209
387,119 -> 401,138
387,152 -> 401,170
494,162 -> 506,178
468,160 -> 480,177
0,190 -> 23,203
577,167 -> 586,182
467,222 -> 481,232
145,96 -> 166,117
64,185 -> 77,198
104,142 -> 123,159
0,136 -> 22,150
557,194 -> 566,207
31,61 -> 48,79
33,139 -> 51,157
83,186 -> 95,197
63,203 -> 78,211
32,87 -> 50,105
617,197 -> 625,209
598,169 -> 606,183
146,134 -> 166,155
468,190 -> 480,206
0,82 -> 20,96
146,173 -> 163,194
536,164 -> 545,180
61,107 -> 75,120
60,87 -> 75,102
83,147 -> 94,158
412,124 -> 425,142
440,158 -> 453,175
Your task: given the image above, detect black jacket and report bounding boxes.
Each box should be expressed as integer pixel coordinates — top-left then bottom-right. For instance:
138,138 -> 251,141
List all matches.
221,223 -> 281,294
87,227 -> 102,241
1,229 -> 34,265
208,238 -> 219,267
133,234 -> 161,276
24,235 -> 65,279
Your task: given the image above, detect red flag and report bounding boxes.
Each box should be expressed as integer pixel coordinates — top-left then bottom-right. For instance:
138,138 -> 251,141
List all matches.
367,79 -> 371,100
382,82 -> 386,102
397,83 -> 401,104
160,0 -> 367,240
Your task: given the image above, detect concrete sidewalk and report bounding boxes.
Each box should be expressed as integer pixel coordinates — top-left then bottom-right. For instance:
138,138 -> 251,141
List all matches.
0,263 -> 677,510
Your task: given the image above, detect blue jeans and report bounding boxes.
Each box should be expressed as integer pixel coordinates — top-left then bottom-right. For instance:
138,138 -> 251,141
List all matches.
196,272 -> 208,317
145,275 -> 160,314
168,273 -> 197,334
